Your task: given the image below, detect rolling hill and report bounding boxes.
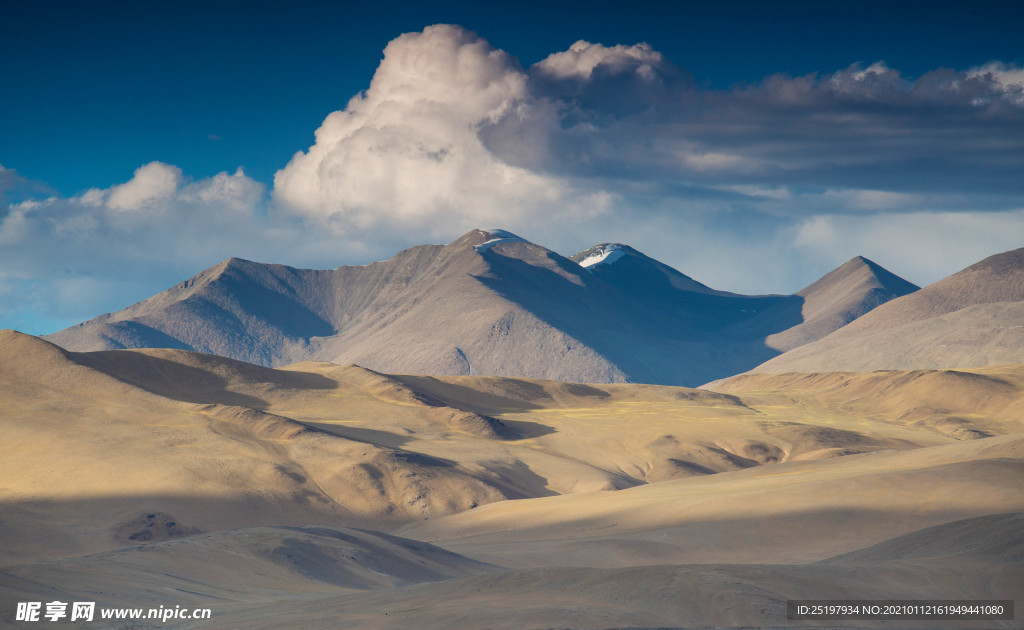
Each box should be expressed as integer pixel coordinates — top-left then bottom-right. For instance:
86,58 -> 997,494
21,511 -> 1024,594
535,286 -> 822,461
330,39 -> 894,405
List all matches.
2,332 -> 1020,628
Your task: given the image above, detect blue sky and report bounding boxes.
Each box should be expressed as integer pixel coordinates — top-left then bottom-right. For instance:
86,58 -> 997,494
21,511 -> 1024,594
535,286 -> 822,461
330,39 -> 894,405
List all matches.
2,1 -> 1023,334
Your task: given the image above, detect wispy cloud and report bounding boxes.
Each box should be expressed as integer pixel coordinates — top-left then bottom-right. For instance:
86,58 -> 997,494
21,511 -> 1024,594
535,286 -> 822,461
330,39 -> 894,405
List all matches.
0,164 -> 268,328
792,209 -> 1024,284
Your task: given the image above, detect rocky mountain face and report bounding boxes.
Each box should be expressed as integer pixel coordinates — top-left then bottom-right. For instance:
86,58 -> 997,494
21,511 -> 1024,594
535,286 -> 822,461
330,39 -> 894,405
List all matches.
44,229 -> 919,386
753,247 -> 1024,373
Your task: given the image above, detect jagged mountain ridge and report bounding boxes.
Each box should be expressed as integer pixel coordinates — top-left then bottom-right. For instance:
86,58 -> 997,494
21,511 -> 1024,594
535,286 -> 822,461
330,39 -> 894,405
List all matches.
45,229 -> 918,386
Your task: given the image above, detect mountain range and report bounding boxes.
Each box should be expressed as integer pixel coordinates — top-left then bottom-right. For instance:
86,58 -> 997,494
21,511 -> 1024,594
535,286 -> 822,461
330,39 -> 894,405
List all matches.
752,246 -> 1024,373
44,229 -> 922,386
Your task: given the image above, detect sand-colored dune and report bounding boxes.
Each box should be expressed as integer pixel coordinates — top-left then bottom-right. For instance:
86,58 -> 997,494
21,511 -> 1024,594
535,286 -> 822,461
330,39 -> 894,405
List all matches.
0,332 -> 508,563
5,513 -> 1016,629
4,329 -> 1019,555
204,547 -> 1020,630
397,434 -> 1024,566
1,526 -> 494,607
2,329 -> 1022,628
716,364 -> 1024,439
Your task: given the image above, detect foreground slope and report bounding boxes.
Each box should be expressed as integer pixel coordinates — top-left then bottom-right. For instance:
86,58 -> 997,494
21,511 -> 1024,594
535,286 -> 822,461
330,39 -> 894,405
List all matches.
3,332 -> 1022,628
0,331 -> 505,563
754,246 -> 1024,373
4,512 -> 1019,629
6,329 -> 1021,565
397,434 -> 1024,567
44,230 -> 917,386
5,511 -> 1019,629
210,511 -> 1024,630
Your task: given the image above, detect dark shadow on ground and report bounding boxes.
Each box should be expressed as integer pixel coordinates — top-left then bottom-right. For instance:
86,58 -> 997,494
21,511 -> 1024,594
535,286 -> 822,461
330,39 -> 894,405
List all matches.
74,350 -> 336,409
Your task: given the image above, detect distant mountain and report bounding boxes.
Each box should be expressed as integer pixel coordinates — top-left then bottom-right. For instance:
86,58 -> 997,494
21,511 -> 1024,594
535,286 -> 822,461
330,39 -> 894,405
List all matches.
44,229 -> 917,386
743,256 -> 921,352
752,247 -> 1024,373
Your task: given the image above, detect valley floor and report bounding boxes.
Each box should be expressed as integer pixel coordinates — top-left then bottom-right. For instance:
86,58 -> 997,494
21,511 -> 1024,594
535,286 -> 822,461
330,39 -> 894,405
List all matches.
2,331 -> 1022,628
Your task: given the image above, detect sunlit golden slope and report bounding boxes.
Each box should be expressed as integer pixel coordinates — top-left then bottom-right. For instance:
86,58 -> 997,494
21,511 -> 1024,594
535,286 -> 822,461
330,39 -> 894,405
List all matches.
4,329 -> 1023,564
3,329 -> 1022,628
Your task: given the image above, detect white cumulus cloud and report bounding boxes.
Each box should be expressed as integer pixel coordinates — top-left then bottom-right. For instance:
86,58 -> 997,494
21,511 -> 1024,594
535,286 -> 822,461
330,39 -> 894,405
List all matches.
533,40 -> 667,80
106,161 -> 183,211
181,167 -> 264,212
968,61 -> 1024,104
273,24 -> 597,237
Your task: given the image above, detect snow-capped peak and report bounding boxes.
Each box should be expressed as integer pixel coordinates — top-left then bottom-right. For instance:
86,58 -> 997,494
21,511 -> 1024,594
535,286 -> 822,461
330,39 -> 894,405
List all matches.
576,243 -> 627,268
474,229 -> 528,253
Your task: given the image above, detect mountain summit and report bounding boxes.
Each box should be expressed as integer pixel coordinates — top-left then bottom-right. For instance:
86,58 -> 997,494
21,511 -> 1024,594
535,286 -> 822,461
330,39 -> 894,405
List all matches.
45,229 -> 917,386
570,243 -> 731,297
744,255 -> 921,352
752,247 -> 1024,373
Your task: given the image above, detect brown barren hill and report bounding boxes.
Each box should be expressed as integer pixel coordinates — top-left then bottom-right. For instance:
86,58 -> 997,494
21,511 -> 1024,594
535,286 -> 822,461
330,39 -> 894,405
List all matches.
43,230 -> 916,386
3,330 -> 1022,629
753,246 -> 1024,373
0,331 -> 510,563
9,329 -> 1018,567
762,256 -> 919,351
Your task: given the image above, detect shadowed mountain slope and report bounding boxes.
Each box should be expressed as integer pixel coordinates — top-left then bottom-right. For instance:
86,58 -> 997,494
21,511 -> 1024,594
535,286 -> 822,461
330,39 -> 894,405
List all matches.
570,242 -> 737,298
753,247 -> 1024,373
45,230 -> 917,386
752,256 -> 920,351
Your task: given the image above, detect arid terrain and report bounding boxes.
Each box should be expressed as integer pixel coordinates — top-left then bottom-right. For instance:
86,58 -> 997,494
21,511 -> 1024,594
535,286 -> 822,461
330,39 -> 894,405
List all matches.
43,230 -> 921,387
2,329 -> 1021,628
753,246 -> 1024,374
5,3 -> 1024,627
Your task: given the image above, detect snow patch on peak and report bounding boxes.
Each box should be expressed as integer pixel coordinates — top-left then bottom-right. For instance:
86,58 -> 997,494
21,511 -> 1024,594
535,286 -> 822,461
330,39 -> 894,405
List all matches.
577,243 -> 627,268
475,229 -> 528,253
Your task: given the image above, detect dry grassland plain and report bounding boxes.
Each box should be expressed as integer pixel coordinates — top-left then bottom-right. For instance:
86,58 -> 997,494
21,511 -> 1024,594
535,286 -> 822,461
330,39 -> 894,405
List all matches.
1,330 -> 1021,628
